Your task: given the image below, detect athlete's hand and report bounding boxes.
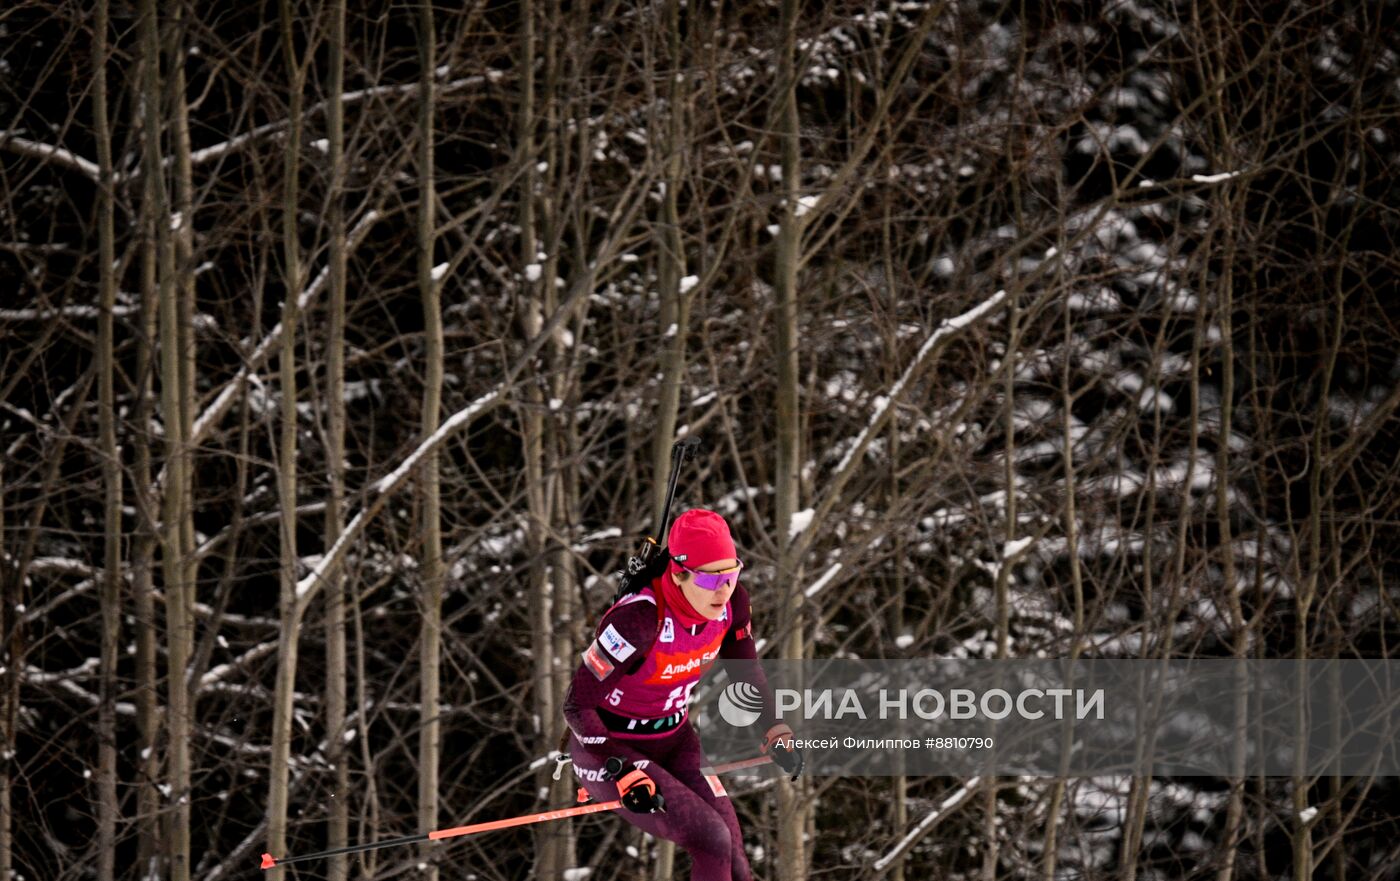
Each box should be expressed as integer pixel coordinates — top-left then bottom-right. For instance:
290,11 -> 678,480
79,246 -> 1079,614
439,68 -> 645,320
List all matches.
761,724 -> 804,780
611,762 -> 666,814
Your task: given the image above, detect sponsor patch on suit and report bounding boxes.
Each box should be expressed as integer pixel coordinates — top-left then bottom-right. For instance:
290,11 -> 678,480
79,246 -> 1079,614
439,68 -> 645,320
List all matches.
582,642 -> 615,680
600,623 -> 636,661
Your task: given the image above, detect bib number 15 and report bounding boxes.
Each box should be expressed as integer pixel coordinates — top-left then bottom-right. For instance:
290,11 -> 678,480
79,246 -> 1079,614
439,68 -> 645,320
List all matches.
661,682 -> 697,713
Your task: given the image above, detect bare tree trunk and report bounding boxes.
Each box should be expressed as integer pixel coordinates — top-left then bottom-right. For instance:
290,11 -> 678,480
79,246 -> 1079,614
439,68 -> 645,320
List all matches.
324,2 -> 350,880
416,5 -> 443,880
1042,222 -> 1086,881
268,0 -> 306,864
1292,294 -> 1342,881
774,0 -> 808,876
875,181 -> 908,881
650,0 -> 690,526
982,281 -> 1017,881
649,8 -> 688,874
94,4 -> 122,879
515,2 -> 567,877
551,434 -> 582,876
885,420 -> 908,881
540,3 -> 581,874
141,1 -> 192,877
168,5 -> 200,736
132,65 -> 164,881
1120,277 -> 1190,881
1125,240 -> 1215,879
0,467 -> 13,881
1200,21 -> 1249,877
1214,251 -> 1248,881
354,583 -> 382,879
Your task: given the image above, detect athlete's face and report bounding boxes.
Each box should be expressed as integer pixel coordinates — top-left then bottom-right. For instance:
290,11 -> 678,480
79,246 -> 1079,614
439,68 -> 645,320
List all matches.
673,557 -> 739,620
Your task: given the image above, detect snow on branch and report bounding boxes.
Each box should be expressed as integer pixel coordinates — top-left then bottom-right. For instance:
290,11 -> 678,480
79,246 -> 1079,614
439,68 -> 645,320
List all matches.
871,776 -> 984,875
292,169 -> 654,616
26,557 -> 99,578
370,390 -> 501,496
190,70 -> 501,167
187,207 -> 381,450
294,385 -> 503,607
6,70 -> 495,189
1,133 -> 101,180
1003,536 -> 1035,560
199,640 -> 279,690
792,291 -> 1008,562
24,657 -> 99,684
834,291 -> 1007,476
0,304 -> 142,321
28,664 -> 138,717
804,562 -> 843,599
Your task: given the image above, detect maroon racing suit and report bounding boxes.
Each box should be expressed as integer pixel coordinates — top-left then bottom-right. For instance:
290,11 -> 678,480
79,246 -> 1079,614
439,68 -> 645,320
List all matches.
563,579 -> 776,881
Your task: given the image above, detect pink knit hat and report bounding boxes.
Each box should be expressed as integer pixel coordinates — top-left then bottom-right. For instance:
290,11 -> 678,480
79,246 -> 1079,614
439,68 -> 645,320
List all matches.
666,509 -> 737,571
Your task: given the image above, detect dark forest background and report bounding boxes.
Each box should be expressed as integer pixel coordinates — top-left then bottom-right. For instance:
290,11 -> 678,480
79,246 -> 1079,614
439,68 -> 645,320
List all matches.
2,1 -> 1398,880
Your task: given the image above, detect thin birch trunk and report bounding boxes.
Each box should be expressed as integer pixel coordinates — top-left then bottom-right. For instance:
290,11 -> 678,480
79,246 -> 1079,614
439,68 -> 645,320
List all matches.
268,0 -> 306,864
540,3 -> 581,874
132,66 -> 163,881
1180,9 -> 1252,872
353,584 -> 382,879
94,4 -> 122,879
1042,221 -> 1084,881
982,282 -> 1016,881
1316,95 -> 1370,880
878,181 -> 907,881
774,0 -> 808,876
1292,290 -> 1343,881
324,2 -> 350,879
1119,280 -> 1177,881
987,36 -> 1035,881
0,460 -> 12,881
1215,248 -> 1249,881
650,0 -> 689,526
417,4 -> 443,880
141,1 -> 192,877
1210,114 -> 1248,881
886,416 -> 908,881
650,9 -> 687,873
166,7 -> 199,721
515,1 -> 566,876
1136,240 -> 1213,881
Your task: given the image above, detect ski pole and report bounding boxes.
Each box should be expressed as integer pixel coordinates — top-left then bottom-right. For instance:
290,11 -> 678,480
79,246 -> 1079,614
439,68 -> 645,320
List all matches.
259,753 -> 771,871
259,799 -> 624,870
700,754 -> 772,775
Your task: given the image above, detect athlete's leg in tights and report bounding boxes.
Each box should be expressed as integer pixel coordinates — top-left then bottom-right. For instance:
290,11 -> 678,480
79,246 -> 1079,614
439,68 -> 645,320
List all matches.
571,728 -> 752,881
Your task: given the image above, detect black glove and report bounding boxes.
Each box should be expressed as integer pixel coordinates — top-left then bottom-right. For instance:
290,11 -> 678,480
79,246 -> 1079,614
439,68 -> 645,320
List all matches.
605,757 -> 666,814
761,724 -> 805,780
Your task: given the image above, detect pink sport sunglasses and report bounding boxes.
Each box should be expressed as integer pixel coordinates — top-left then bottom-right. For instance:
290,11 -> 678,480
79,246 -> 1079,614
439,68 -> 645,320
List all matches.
675,559 -> 744,591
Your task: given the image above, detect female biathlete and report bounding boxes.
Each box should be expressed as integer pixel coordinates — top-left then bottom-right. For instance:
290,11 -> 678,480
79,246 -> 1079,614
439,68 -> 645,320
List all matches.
563,509 -> 804,881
